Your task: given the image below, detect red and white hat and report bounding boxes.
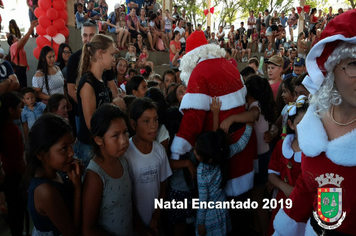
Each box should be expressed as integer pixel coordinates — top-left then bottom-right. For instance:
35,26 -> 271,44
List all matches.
303,9 -> 356,94
185,30 -> 208,54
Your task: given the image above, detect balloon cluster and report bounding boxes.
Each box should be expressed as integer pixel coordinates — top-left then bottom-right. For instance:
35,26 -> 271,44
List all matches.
33,0 -> 69,59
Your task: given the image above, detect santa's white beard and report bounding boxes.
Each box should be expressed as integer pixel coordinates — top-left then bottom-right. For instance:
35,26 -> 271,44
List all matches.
179,44 -> 226,85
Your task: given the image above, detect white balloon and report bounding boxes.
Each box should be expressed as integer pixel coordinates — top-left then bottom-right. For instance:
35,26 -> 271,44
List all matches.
53,33 -> 65,45
44,35 -> 52,41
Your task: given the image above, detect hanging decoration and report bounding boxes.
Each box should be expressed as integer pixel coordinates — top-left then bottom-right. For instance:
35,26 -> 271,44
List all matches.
297,5 -> 310,14
204,7 -> 214,16
34,0 -> 68,59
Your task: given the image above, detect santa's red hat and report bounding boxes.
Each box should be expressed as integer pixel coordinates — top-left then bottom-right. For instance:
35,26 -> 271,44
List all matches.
303,9 -> 356,94
185,30 -> 208,54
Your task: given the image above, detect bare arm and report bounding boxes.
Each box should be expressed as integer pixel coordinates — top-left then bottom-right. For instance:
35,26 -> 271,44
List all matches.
67,83 -> 77,103
82,170 -> 112,236
0,75 -> 19,94
220,107 -> 260,133
17,20 -> 37,50
268,173 -> 294,197
170,44 -> 177,55
107,80 -> 118,98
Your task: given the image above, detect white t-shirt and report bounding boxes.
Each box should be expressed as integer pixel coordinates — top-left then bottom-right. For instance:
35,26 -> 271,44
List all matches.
247,16 -> 256,30
156,124 -> 170,144
174,26 -> 186,43
125,139 -> 172,226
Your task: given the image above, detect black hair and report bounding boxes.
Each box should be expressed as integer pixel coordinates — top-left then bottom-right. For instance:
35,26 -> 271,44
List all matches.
240,66 -> 256,78
195,129 -> 229,188
128,68 -> 137,75
245,75 -> 275,123
129,97 -> 158,135
171,30 -> 180,40
248,57 -> 259,67
286,98 -> 309,134
37,46 -> 55,94
141,65 -> 152,79
123,95 -> 137,112
126,75 -> 145,95
226,48 -> 232,55
21,87 -> 35,96
281,75 -> 295,94
150,13 -> 157,21
44,93 -> 66,114
56,43 -> 72,70
90,104 -> 128,157
147,80 -> 159,88
0,92 -> 22,146
163,69 -> 177,84
22,114 -> 72,194
292,72 -> 308,87
166,83 -> 177,97
166,84 -> 185,107
145,87 -> 167,125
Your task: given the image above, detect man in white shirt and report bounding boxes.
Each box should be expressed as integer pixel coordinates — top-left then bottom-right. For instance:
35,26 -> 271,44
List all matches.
247,10 -> 256,38
174,18 -> 186,47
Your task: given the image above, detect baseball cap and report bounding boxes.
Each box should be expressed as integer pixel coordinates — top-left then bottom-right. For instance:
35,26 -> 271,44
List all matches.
265,55 -> 284,67
114,3 -> 121,9
294,57 -> 305,66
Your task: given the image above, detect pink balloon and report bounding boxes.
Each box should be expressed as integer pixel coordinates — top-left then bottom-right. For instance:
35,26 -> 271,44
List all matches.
47,8 -> 58,21
36,36 -> 51,48
53,18 -> 65,30
34,7 -> 46,18
53,0 -> 66,11
36,25 -> 46,36
46,25 -> 58,37
58,10 -> 68,22
38,0 -> 52,11
38,16 -> 52,28
33,46 -> 42,59
58,27 -> 69,37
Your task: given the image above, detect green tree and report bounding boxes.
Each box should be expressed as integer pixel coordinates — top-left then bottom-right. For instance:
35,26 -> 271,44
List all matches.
239,0 -> 293,17
218,0 -> 241,27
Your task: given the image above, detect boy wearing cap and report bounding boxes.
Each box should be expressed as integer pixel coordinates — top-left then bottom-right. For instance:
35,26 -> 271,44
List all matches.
292,57 -> 305,76
265,55 -> 284,98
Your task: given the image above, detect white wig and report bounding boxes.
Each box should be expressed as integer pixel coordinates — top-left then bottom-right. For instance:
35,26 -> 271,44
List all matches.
179,44 -> 226,85
310,42 -> 356,115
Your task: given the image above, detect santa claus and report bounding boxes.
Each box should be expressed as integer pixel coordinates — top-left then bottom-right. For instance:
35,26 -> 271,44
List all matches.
170,30 -> 256,197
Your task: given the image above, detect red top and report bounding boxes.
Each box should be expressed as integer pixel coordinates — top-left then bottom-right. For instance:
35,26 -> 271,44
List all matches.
229,58 -> 238,69
169,40 -> 181,62
270,80 -> 281,99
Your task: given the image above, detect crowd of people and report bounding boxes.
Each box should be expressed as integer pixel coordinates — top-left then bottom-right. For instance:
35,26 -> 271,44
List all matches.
1,1 -> 356,236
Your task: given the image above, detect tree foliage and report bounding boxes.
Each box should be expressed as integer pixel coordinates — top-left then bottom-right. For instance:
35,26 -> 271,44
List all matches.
239,0 -> 293,18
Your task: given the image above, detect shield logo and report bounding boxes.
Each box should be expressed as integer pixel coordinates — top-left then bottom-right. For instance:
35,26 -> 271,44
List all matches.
317,188 -> 342,223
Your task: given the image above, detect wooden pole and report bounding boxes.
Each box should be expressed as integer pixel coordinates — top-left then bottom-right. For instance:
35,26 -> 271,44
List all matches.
207,0 -> 211,28
299,0 -> 305,35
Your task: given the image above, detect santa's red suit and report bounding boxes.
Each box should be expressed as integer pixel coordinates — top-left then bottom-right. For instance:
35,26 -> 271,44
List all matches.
170,31 -> 256,197
273,105 -> 356,235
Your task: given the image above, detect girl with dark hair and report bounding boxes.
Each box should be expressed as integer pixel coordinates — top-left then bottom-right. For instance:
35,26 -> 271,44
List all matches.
148,13 -> 159,50
82,104 -> 133,235
126,97 -> 172,234
166,84 -> 186,107
125,75 -> 148,97
9,19 -> 21,39
55,43 -> 72,73
220,75 -> 275,235
144,87 -> 169,152
138,8 -> 156,51
162,69 -> 177,89
169,30 -> 182,67
75,34 -> 116,169
106,5 -> 129,49
44,93 -> 68,120
24,114 -> 82,235
267,95 -> 308,235
32,46 -> 67,103
115,57 -> 129,88
7,20 -> 37,88
126,8 -> 140,44
0,92 -> 26,236
194,129 -> 231,235
139,64 -> 152,79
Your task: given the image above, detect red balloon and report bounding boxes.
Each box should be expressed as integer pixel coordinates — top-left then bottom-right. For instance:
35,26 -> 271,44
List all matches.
34,7 -> 46,18
53,0 -> 66,11
33,46 -> 42,59
38,0 -> 52,11
38,16 -> 52,28
53,18 -> 65,30
36,36 -> 51,48
57,10 -> 68,22
58,27 -> 69,37
36,25 -> 46,36
46,25 -> 58,37
47,8 -> 58,21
